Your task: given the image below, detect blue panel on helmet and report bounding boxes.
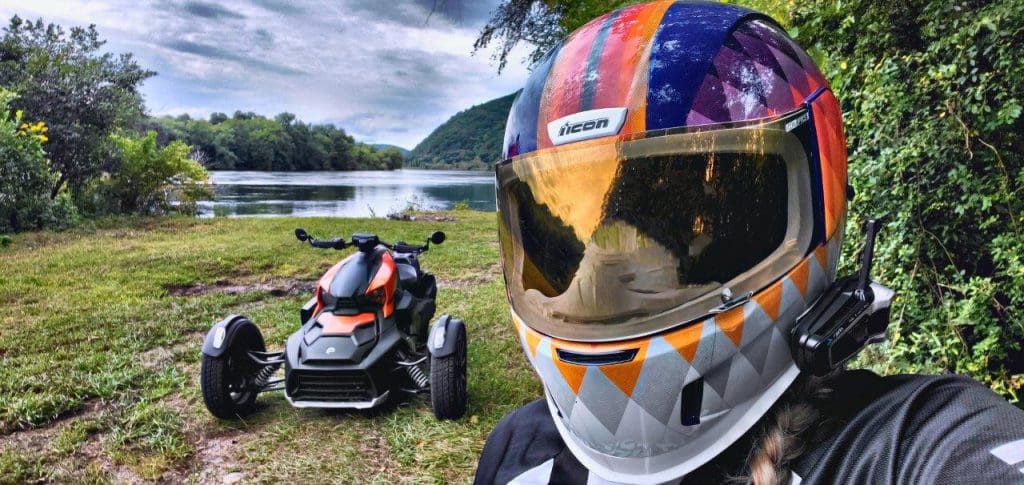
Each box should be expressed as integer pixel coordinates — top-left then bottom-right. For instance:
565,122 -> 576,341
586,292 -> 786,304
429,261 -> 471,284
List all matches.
503,41 -> 564,159
645,2 -> 754,130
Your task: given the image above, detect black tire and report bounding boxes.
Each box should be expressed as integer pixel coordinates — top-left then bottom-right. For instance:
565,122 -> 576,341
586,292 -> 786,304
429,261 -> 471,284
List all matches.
200,325 -> 263,419
430,324 -> 467,420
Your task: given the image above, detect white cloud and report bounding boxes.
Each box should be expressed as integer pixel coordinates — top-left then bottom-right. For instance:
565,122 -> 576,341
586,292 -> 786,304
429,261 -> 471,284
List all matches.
0,0 -> 531,148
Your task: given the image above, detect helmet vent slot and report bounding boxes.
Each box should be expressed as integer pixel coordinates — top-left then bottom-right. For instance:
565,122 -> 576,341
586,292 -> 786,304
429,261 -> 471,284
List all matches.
555,348 -> 638,366
681,378 -> 704,426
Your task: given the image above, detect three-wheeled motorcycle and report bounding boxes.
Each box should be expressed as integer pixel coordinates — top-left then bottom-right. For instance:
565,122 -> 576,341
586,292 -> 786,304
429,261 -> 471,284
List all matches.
199,228 -> 468,420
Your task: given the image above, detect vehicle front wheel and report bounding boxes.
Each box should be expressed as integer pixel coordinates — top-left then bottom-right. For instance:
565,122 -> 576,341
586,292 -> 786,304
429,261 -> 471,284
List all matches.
200,327 -> 263,419
429,324 -> 467,420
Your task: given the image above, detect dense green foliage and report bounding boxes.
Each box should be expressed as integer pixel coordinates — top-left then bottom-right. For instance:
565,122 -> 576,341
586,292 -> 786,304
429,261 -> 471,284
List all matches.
143,112 -> 403,172
0,89 -> 56,232
479,0 -> 1023,397
407,92 -> 517,170
790,0 -> 1023,397
79,131 -> 211,216
0,16 -> 154,198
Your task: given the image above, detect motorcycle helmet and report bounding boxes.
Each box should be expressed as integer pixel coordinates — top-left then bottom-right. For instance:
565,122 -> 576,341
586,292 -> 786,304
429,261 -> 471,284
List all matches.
496,1 -> 849,482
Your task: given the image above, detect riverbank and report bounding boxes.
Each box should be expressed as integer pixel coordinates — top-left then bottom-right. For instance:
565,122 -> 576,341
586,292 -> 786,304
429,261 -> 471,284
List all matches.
0,211 -> 539,482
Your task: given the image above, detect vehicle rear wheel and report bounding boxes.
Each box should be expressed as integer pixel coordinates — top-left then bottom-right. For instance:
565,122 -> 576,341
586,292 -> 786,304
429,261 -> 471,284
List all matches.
429,324 -> 467,420
200,328 -> 263,419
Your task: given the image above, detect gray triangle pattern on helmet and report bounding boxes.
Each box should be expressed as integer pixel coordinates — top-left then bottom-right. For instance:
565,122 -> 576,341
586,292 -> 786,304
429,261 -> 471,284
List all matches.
702,353 -> 731,399
689,319 -> 719,375
740,325 -> 773,373
777,278 -> 809,330
614,399 -> 668,448
577,367 -> 631,434
807,253 -> 829,298
722,350 -> 762,405
763,326 -> 795,379
699,370 -> 727,417
739,300 -> 773,347
630,336 -> 691,425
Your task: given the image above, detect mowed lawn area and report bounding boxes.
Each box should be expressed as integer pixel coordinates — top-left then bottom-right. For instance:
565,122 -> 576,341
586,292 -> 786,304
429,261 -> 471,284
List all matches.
0,211 -> 541,483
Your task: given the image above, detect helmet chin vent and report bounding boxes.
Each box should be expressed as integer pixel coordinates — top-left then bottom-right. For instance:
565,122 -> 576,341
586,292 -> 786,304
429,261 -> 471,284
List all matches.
681,378 -> 704,426
555,348 -> 638,366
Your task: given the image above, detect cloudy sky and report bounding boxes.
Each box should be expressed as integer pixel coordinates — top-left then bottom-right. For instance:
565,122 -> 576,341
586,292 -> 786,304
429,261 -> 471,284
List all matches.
0,0 -> 530,148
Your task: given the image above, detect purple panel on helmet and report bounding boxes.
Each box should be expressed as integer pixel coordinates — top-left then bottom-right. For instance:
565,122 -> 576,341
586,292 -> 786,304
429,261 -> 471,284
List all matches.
685,18 -> 831,124
731,30 -> 795,111
502,41 -> 563,159
645,2 -> 755,131
732,29 -> 787,81
687,65 -> 730,124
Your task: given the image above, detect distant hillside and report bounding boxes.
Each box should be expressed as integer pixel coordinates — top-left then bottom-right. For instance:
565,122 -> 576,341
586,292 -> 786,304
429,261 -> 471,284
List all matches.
408,92 -> 517,170
370,144 -> 411,156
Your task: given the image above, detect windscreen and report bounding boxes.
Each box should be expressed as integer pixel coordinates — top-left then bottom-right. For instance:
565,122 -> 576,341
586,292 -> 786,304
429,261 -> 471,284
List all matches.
497,114 -> 814,340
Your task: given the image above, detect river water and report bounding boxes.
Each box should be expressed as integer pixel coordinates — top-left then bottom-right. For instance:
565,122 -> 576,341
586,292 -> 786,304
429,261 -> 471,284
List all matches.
198,169 -> 495,218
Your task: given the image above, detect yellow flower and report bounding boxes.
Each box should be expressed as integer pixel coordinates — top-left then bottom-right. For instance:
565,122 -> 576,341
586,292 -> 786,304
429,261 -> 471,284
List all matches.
38,134 -> 48,143
840,61 -> 848,70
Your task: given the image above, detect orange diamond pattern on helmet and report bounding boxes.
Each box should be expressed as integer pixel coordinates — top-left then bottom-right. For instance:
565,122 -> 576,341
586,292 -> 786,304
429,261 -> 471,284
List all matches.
715,306 -> 746,346
789,257 -> 811,298
663,320 -> 703,362
600,339 -> 650,397
813,243 -> 829,271
553,351 -> 588,395
753,280 -> 783,321
524,326 -> 543,357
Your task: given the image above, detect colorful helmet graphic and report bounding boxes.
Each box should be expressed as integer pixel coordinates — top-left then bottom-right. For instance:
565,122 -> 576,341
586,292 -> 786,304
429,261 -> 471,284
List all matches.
496,1 -> 849,482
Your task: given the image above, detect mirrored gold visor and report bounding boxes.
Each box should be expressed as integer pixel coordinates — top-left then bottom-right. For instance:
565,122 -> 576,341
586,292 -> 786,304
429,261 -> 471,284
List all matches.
497,111 -> 815,341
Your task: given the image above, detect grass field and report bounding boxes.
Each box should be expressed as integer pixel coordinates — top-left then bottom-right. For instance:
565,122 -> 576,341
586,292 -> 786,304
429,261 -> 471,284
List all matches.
0,210 -> 541,483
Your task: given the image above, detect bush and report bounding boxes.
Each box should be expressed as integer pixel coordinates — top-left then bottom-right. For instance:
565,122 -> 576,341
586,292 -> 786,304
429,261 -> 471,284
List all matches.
789,0 -> 1024,398
85,131 -> 211,215
0,89 -> 57,232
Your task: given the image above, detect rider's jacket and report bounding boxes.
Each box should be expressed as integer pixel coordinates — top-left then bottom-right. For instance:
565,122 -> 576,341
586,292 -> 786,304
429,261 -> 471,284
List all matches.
475,371 -> 1024,484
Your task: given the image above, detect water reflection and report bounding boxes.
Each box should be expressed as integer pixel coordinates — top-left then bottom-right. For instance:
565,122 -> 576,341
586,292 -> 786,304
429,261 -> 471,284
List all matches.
199,169 -> 495,218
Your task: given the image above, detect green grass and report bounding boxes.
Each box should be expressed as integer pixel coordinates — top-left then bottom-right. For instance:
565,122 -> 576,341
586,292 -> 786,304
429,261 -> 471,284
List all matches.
0,211 -> 541,483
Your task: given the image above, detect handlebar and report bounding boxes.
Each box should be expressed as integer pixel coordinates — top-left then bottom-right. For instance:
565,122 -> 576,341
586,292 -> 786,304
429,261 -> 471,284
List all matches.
294,228 -> 444,254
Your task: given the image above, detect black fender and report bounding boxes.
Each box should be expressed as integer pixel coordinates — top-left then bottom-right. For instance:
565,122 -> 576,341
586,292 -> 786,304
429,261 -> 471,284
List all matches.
299,296 -> 317,325
201,315 -> 266,358
428,314 -> 465,358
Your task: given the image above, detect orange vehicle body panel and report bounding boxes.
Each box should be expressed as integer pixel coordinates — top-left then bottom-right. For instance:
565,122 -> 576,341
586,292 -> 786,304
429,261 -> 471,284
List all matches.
311,249 -> 397,319
366,252 -> 397,317
317,312 -> 375,335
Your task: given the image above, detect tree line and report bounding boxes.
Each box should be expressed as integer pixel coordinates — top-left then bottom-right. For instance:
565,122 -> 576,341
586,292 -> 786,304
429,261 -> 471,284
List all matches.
142,112 -> 403,172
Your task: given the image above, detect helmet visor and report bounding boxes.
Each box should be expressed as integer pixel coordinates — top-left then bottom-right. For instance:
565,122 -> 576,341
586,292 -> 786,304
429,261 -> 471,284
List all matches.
497,111 -> 815,341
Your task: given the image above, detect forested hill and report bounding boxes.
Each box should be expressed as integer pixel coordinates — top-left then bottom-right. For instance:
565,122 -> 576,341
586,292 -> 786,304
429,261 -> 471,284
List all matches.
143,112 -> 404,171
407,92 -> 517,170
371,144 -> 411,156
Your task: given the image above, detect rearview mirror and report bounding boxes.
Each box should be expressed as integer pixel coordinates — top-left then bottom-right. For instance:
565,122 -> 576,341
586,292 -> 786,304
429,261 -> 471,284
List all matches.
294,228 -> 309,242
429,231 -> 446,245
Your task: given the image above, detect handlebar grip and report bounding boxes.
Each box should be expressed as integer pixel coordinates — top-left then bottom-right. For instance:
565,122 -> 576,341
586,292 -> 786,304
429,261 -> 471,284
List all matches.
311,238 -> 345,249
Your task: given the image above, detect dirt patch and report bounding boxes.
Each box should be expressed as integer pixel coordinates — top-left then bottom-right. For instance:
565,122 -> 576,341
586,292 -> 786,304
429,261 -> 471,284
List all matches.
191,431 -> 247,484
79,436 -> 148,484
439,263 -> 502,289
166,278 -> 315,297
